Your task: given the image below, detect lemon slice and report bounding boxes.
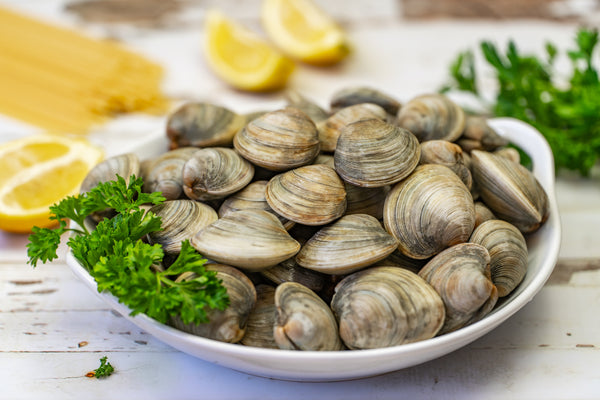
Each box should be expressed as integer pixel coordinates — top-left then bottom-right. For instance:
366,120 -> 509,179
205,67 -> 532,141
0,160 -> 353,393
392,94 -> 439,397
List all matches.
0,134 -> 104,233
261,0 -> 350,65
204,10 -> 295,92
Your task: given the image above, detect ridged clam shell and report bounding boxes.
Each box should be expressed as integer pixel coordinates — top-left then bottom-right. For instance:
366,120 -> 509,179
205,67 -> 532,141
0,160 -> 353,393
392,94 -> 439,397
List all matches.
274,282 -> 344,351
343,183 -> 388,220
469,219 -> 528,297
474,201 -> 496,228
334,118 -> 421,187
296,214 -> 398,275
285,90 -> 329,123
419,140 -> 472,190
147,200 -> 218,254
396,93 -> 465,142
470,150 -> 549,233
143,147 -> 198,200
456,116 -> 507,152
418,243 -> 498,334
260,257 -> 327,292
374,249 -> 428,274
265,164 -> 347,226
80,152 -> 139,193
316,103 -> 387,152
218,180 -> 294,230
182,147 -> 254,201
233,107 -> 320,171
191,209 -> 301,272
383,164 -> 476,259
240,284 -> 278,349
330,86 -> 401,115
166,102 -> 246,149
331,266 -> 445,349
170,264 -> 256,343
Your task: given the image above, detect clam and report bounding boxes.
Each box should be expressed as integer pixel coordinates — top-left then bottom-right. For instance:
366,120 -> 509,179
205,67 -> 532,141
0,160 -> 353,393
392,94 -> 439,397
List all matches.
418,243 -> 498,334
494,147 -> 521,164
474,201 -> 496,228
169,264 -> 256,343
218,180 -> 294,230
296,214 -> 398,275
147,200 -> 218,254
80,152 -> 140,193
143,147 -> 198,200
331,266 -> 445,349
396,93 -> 465,142
265,164 -> 347,226
182,147 -> 254,201
285,90 -> 329,123
166,102 -> 246,149
374,249 -> 428,274
316,103 -> 387,152
260,257 -> 327,292
469,219 -> 528,297
334,118 -> 420,187
419,140 -> 472,190
274,282 -> 344,351
470,150 -> 549,233
233,107 -> 321,171
383,164 -> 476,259
191,209 -> 301,272
456,116 -> 507,152
330,86 -> 401,115
343,184 -> 388,220
241,284 -> 278,349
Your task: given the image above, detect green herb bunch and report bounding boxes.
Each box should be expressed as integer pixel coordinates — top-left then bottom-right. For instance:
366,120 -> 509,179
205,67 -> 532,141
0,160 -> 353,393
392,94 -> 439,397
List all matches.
443,27 -> 600,176
27,175 -> 229,325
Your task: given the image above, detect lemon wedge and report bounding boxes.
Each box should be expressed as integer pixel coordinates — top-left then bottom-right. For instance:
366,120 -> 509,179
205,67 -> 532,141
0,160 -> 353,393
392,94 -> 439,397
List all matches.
0,134 -> 104,233
203,10 -> 295,91
261,0 -> 350,65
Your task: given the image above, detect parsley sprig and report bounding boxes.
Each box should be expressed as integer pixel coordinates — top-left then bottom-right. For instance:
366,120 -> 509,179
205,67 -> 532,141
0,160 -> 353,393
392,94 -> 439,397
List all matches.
92,356 -> 115,379
27,175 -> 229,325
442,27 -> 600,176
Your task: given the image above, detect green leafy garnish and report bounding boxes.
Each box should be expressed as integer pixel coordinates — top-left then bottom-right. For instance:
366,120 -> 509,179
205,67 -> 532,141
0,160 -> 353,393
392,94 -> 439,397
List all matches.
27,175 -> 229,325
92,356 -> 115,379
442,27 -> 600,176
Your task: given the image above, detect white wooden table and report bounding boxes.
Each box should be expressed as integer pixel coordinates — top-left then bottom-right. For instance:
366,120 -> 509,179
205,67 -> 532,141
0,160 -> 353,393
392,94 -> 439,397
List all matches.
1,1 -> 599,398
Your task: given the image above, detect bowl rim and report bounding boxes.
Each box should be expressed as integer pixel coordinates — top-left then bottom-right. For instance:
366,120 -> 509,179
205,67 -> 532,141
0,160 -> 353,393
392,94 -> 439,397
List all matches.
66,116 -> 562,380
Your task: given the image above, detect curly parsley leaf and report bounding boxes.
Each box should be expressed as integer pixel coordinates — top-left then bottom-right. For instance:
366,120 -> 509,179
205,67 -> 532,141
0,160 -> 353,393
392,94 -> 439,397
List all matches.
92,356 -> 114,378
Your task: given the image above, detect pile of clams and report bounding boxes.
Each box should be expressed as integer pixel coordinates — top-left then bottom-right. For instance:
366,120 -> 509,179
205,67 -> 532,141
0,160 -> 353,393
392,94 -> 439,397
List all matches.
84,87 -> 549,351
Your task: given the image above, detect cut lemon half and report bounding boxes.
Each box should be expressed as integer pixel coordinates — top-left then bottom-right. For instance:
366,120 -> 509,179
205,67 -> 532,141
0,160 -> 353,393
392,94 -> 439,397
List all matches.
204,10 -> 295,91
261,0 -> 350,65
0,134 -> 104,233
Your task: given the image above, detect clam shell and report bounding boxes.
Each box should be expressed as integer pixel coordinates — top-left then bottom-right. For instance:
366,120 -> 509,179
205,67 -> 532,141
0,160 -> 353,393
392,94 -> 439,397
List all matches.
233,107 -> 321,171
334,118 -> 421,187
469,219 -> 528,297
456,116 -> 508,152
80,152 -> 140,193
143,147 -> 198,200
374,249 -> 428,274
285,90 -> 329,123
170,264 -> 256,343
343,183 -> 388,220
418,243 -> 498,334
331,266 -> 445,349
240,284 -> 278,349
190,209 -> 301,272
316,103 -> 387,152
166,102 -> 246,149
330,86 -> 401,115
396,93 -> 465,142
470,150 -> 549,233
296,214 -> 399,275
218,180 -> 294,230
419,140 -> 472,190
147,200 -> 218,254
474,201 -> 496,228
182,147 -> 254,201
274,282 -> 344,351
383,164 -> 476,259
265,164 -> 347,226
260,257 -> 327,292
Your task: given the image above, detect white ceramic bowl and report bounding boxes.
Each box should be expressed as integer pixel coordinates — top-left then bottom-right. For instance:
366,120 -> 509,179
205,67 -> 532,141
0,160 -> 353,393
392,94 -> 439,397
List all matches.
66,117 -> 561,381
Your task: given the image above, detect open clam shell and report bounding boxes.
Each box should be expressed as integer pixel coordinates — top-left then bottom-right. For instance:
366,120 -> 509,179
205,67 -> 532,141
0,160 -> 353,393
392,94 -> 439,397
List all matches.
331,266 -> 445,349
295,214 -> 398,275
334,118 -> 420,187
418,243 -> 498,334
383,164 -> 476,259
469,219 -> 528,297
182,147 -> 254,201
233,107 -> 320,171
274,282 -> 344,351
470,150 -> 549,233
190,209 -> 301,272
265,164 -> 347,226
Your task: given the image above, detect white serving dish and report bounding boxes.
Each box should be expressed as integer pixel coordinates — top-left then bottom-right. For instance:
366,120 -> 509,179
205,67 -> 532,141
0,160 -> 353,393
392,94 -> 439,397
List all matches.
66,117 -> 561,382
